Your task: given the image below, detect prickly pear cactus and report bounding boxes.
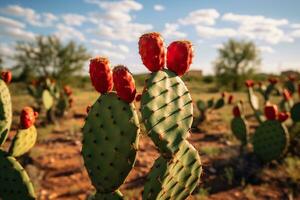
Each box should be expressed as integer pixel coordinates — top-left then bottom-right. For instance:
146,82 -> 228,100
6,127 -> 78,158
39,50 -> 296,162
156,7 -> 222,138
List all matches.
0,150 -> 36,200
82,93 -> 139,193
88,190 -> 123,200
252,120 -> 289,162
143,141 -> 202,200
82,57 -> 139,198
141,69 -> 193,156
9,126 -> 38,157
231,117 -> 248,145
0,79 -> 12,145
42,89 -> 54,110
246,83 -> 264,123
231,103 -> 248,145
291,102 -> 300,122
139,32 -> 202,200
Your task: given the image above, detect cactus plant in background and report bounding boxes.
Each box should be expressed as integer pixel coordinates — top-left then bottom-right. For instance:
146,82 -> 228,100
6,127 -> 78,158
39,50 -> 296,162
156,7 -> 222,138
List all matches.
27,77 -> 73,122
139,32 -> 202,199
192,93 -> 232,130
252,104 -> 290,162
0,71 -> 12,145
230,101 -> 248,147
82,57 -> 139,199
0,71 -> 38,200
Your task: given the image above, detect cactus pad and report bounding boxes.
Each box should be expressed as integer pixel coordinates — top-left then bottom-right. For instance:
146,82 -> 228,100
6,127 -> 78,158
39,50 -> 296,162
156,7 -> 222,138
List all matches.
88,190 -> 123,200
231,117 -> 248,145
9,126 -> 37,157
214,98 -> 225,109
252,120 -> 289,162
291,102 -> 300,122
141,69 -> 193,156
82,92 -> 139,193
143,141 -> 202,200
42,89 -> 54,110
0,80 -> 12,145
0,150 -> 36,200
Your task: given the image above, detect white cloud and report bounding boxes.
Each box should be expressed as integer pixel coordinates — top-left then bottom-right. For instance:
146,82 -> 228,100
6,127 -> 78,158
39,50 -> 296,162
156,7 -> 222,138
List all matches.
196,25 -> 237,38
154,4 -> 165,12
55,24 -> 85,41
222,13 -> 288,26
179,9 -> 220,26
0,43 -> 14,57
162,23 -> 187,39
0,16 -> 25,29
86,0 -> 153,42
62,14 -> 86,26
259,46 -> 274,53
90,39 -> 129,59
291,23 -> 300,29
291,29 -> 300,38
212,43 -> 223,49
1,5 -> 58,27
222,13 -> 292,44
0,26 -> 35,41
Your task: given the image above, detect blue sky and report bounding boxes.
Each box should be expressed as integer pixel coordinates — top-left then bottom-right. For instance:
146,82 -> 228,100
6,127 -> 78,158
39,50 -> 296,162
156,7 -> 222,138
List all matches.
0,0 -> 300,74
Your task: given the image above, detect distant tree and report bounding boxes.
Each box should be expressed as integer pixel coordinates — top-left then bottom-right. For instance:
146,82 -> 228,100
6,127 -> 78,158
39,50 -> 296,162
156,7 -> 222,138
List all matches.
0,54 -> 3,69
14,36 -> 90,82
214,39 -> 261,91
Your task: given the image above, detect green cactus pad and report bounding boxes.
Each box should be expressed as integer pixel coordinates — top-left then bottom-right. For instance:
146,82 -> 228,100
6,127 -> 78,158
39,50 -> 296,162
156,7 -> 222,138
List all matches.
0,80 -> 12,145
231,117 -> 248,145
0,150 -> 36,200
143,141 -> 202,200
141,69 -> 193,156
291,102 -> 300,122
88,190 -> 123,200
284,80 -> 295,94
196,100 -> 206,112
9,126 -> 37,157
252,120 -> 289,162
214,98 -> 225,109
42,89 -> 54,110
82,92 -> 139,193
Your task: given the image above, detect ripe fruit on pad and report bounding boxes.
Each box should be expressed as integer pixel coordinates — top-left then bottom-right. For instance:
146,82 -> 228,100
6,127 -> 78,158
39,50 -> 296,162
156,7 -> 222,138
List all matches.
113,65 -> 136,103
245,80 -> 254,88
278,112 -> 289,122
89,57 -> 113,94
268,77 -> 278,85
1,71 -> 12,84
138,32 -> 165,72
233,105 -> 242,117
264,104 -> 278,120
20,107 -> 37,129
63,85 -> 72,96
228,95 -> 234,104
167,40 -> 193,76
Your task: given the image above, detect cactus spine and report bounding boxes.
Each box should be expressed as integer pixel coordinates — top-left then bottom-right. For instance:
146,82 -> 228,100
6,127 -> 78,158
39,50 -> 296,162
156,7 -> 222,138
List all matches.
139,33 -> 202,200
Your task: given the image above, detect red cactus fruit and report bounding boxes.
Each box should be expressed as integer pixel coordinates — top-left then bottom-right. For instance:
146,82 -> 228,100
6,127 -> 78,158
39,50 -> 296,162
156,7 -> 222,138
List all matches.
268,77 -> 278,85
245,80 -> 254,88
282,89 -> 292,101
113,65 -> 136,103
264,104 -> 278,120
228,95 -> 234,104
167,40 -> 193,76
20,107 -> 38,129
139,32 -> 165,72
1,71 -> 12,84
89,57 -> 113,94
221,92 -> 227,98
232,105 -> 241,117
135,93 -> 142,102
278,112 -> 290,122
63,85 -> 72,96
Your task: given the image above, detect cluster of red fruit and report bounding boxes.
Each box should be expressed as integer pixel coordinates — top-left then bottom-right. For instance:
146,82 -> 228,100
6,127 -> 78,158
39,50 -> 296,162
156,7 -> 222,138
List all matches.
89,32 -> 194,103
